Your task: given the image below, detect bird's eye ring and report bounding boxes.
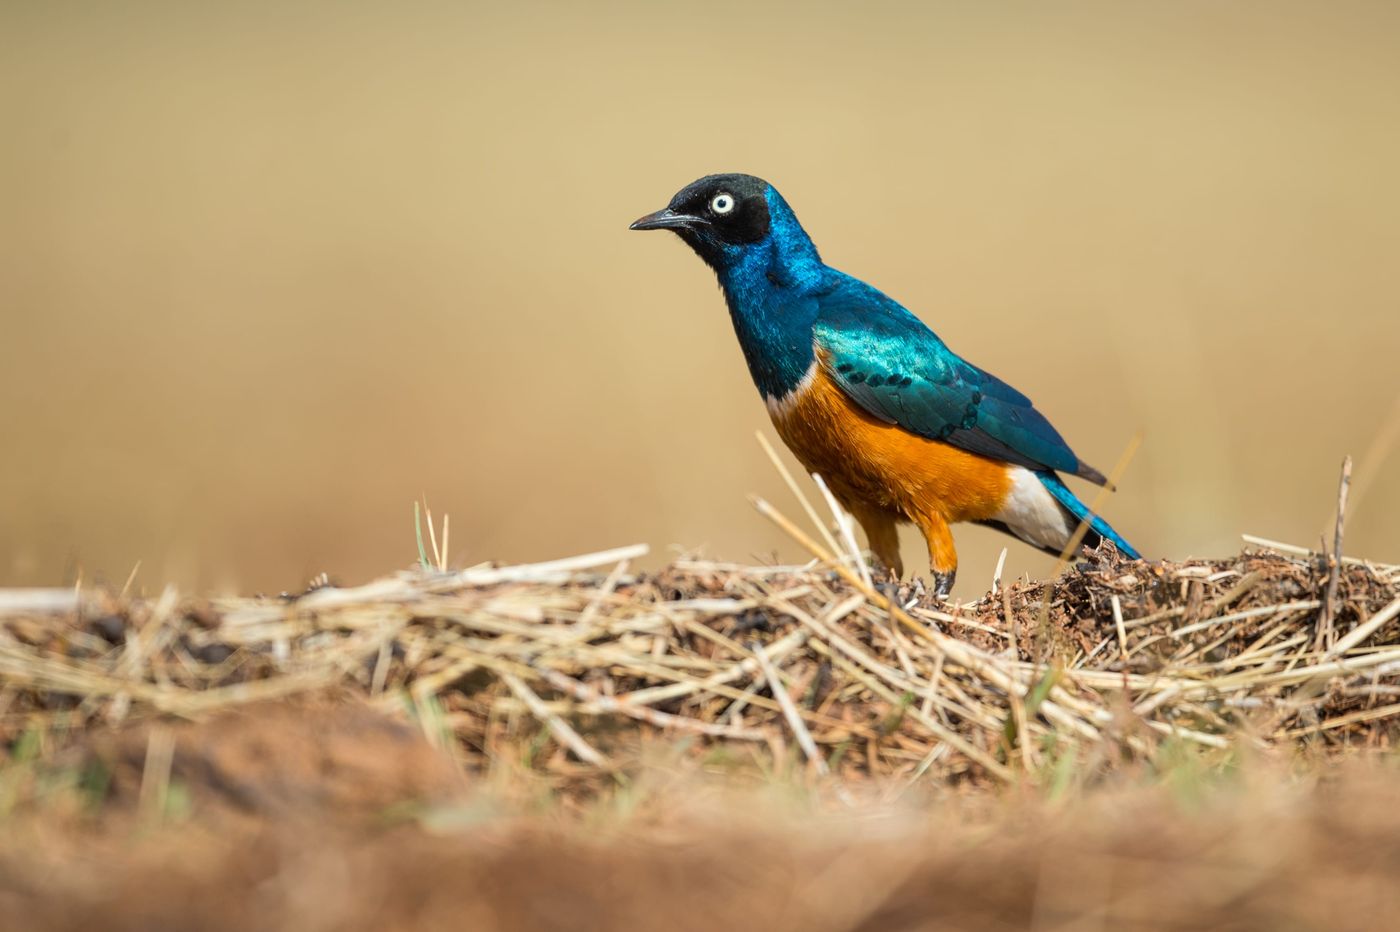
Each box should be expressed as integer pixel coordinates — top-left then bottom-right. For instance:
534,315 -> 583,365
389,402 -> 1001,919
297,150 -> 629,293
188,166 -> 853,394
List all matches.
710,193 -> 735,215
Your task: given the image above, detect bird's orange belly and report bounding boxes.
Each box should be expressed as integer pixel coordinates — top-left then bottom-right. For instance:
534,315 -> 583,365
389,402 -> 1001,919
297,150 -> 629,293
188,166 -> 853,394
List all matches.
769,366 -> 1013,524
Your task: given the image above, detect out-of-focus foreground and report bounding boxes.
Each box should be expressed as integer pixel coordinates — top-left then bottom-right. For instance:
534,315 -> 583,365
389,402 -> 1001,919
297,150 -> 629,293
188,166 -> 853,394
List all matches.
5,710 -> 1400,932
4,699 -> 1400,932
4,0 -> 1400,594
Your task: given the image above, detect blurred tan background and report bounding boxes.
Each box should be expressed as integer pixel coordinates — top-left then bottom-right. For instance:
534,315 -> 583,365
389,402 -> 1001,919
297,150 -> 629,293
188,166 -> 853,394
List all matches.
2,0 -> 1397,595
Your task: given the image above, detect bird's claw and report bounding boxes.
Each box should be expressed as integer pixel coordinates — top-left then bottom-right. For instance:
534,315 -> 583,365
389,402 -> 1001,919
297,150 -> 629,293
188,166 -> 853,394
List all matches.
867,561 -> 897,595
874,578 -> 902,605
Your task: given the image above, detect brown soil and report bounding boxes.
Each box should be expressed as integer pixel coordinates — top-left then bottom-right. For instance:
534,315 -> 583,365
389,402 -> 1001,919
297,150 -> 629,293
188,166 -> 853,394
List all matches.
3,701 -> 1400,932
69,698 -> 466,824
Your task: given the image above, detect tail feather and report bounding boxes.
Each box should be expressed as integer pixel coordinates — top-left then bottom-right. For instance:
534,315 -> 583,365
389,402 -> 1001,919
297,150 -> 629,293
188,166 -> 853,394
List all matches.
1036,472 -> 1141,560
1074,460 -> 1115,491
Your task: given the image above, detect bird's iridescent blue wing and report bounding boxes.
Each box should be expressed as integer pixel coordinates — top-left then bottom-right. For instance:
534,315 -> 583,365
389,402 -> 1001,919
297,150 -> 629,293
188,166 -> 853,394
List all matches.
812,278 -> 1106,483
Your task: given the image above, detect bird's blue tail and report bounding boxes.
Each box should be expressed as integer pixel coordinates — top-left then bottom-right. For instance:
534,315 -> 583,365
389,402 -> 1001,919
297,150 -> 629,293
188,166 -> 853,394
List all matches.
1036,472 -> 1141,560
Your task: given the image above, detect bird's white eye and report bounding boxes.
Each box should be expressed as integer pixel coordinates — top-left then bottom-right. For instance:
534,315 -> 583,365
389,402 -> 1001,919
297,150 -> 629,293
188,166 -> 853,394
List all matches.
710,193 -> 735,215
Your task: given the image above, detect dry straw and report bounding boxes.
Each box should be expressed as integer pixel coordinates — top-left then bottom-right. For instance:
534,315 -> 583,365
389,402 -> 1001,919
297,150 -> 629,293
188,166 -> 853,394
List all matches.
1,451 -> 1397,787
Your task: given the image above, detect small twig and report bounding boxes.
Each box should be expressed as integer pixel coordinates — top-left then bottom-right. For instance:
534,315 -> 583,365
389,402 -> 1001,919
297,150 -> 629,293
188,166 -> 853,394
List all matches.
422,496 -> 442,571
440,514 -> 450,572
1327,594 -> 1400,660
1112,595 -> 1129,667
575,557 -> 631,630
755,431 -> 844,561
718,678 -> 766,725
1280,700 -> 1400,739
413,501 -> 430,571
811,473 -> 872,587
138,725 -> 176,822
1240,535 -> 1398,574
0,590 -> 82,616
991,547 -> 1008,596
1003,577 -> 1018,657
432,544 -> 649,590
120,560 -> 143,599
370,627 -> 396,696
1317,456 -> 1352,652
539,668 -> 767,741
753,642 -> 828,776
501,671 -> 612,770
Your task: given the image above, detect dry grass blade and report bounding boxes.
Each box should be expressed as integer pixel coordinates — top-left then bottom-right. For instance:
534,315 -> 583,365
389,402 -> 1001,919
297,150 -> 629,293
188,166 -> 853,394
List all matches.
500,672 -> 611,770
756,430 -> 843,562
0,590 -> 82,616
753,644 -> 827,775
1326,595 -> 1400,659
811,472 -> 872,588
138,725 -> 176,821
536,668 -> 766,741
1317,456 -> 1353,651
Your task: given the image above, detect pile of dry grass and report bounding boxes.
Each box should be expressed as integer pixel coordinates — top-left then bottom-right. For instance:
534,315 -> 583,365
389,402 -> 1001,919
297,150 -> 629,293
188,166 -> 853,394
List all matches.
2,481 -> 1397,789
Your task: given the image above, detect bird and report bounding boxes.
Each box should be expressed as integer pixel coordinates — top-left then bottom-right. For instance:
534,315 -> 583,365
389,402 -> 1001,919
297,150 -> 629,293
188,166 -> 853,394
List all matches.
629,173 -> 1140,598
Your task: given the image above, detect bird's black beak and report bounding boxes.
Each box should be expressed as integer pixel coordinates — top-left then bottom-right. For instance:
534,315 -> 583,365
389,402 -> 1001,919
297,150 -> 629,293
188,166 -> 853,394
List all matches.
629,208 -> 706,231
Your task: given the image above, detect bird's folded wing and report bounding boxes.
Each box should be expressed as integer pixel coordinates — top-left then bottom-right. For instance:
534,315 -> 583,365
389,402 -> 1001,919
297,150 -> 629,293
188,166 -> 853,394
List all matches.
813,293 -> 1100,482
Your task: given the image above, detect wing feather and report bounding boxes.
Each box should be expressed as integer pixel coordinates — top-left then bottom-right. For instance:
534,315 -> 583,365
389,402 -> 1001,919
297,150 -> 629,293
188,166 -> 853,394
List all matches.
812,277 -> 1103,483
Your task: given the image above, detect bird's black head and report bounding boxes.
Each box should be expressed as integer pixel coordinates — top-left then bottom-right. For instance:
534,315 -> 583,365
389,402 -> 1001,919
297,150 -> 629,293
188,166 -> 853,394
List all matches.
629,173 -> 772,269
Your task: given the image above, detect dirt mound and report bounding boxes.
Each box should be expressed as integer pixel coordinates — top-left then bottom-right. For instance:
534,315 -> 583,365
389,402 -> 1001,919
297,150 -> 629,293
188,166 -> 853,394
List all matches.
4,763 -> 1400,931
70,699 -> 467,823
3,541 -> 1398,792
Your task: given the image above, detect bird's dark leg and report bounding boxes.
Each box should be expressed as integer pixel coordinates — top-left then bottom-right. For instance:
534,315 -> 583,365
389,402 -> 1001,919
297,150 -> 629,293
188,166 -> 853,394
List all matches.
847,502 -> 903,590
932,570 -> 957,600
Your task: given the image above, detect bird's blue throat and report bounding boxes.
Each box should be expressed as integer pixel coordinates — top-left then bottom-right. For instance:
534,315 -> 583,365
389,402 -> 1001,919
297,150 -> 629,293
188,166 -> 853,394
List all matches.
713,188 -> 828,401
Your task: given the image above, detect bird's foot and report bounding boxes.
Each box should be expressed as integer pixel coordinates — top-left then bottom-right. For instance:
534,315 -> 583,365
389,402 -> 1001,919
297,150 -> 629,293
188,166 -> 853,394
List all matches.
875,582 -> 900,606
872,568 -> 903,606
932,570 -> 956,602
